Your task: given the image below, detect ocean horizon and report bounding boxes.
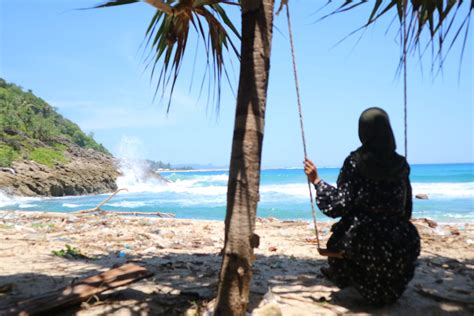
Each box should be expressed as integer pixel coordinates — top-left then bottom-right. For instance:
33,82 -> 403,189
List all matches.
1,162 -> 473,223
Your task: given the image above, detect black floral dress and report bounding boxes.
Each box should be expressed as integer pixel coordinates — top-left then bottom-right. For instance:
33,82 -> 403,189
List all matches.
315,153 -> 420,306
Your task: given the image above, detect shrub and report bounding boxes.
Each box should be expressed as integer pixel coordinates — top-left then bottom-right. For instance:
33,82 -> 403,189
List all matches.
0,145 -> 18,167
0,78 -> 110,155
30,147 -> 68,168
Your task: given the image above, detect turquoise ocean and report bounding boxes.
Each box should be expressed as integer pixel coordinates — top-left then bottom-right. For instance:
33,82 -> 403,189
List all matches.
0,163 -> 472,223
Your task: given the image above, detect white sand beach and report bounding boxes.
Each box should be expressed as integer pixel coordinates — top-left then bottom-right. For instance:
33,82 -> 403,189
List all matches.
0,211 -> 472,315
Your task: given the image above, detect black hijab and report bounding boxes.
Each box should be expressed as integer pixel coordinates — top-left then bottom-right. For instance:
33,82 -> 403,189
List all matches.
353,107 -> 409,181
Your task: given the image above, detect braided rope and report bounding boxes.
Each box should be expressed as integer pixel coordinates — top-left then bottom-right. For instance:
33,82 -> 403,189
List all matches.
403,0 -> 408,158
285,4 -> 321,249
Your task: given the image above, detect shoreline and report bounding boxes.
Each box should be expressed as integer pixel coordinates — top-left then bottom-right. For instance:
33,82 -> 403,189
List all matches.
0,209 -> 473,226
1,210 -> 473,315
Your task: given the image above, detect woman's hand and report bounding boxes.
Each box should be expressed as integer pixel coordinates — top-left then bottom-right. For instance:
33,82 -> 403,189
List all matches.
304,158 -> 321,185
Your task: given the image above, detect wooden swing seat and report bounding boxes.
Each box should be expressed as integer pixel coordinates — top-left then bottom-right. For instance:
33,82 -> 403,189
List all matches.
318,248 -> 344,259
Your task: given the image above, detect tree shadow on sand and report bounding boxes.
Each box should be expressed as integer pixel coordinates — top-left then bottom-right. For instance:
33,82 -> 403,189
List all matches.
1,250 -> 473,315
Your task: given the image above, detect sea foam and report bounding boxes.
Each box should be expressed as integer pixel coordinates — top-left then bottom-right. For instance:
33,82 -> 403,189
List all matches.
412,182 -> 474,199
0,191 -> 39,208
1,164 -> 472,223
62,203 -> 81,208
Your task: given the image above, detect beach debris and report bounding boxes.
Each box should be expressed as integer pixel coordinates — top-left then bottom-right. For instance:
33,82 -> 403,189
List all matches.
4,263 -> 153,316
0,283 -> 13,294
75,188 -> 128,214
262,287 -> 279,305
143,246 -> 157,254
251,287 -> 282,316
268,246 -> 278,252
252,303 -> 282,316
110,211 -> 175,218
419,218 -> 438,228
72,187 -> 175,218
52,244 -> 90,260
416,194 -> 429,200
449,227 -> 461,236
1,211 -> 473,315
257,217 -> 278,223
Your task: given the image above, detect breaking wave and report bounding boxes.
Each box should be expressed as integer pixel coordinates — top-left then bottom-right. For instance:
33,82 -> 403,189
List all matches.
1,163 -> 472,223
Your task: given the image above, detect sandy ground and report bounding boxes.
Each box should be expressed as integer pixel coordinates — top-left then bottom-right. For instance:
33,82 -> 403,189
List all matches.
0,211 -> 473,315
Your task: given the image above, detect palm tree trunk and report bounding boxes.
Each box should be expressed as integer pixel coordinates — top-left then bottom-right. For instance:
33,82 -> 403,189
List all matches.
214,0 -> 274,315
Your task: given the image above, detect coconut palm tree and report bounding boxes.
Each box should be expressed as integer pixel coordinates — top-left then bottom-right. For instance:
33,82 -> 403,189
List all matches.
93,1 -> 472,314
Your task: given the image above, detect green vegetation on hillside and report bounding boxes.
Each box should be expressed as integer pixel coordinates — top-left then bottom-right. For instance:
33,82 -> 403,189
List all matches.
29,147 -> 68,168
0,78 -> 109,167
0,144 -> 19,167
146,159 -> 193,171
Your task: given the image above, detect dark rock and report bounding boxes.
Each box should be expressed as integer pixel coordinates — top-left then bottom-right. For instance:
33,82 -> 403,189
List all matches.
449,227 -> 461,236
423,218 -> 438,228
50,184 -> 64,197
0,142 -> 118,197
63,185 -> 76,196
1,167 -> 15,175
3,128 -> 19,136
416,193 -> 429,200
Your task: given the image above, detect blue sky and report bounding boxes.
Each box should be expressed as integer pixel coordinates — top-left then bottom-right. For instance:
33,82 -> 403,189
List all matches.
1,0 -> 472,168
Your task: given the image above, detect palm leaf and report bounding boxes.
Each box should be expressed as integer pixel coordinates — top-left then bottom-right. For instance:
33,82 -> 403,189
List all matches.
94,0 -> 240,112
323,0 -> 473,70
92,0 -> 140,8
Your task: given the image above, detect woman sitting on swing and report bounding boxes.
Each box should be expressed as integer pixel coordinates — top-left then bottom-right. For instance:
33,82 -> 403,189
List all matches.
304,107 -> 420,306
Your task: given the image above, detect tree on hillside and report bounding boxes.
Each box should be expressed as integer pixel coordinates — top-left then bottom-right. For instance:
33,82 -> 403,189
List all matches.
0,80 -> 110,155
93,0 -> 472,314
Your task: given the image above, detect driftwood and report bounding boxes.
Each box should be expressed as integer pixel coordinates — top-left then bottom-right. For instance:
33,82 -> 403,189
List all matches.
5,263 -> 153,316
109,211 -> 175,218
73,189 -> 175,218
75,188 -> 128,214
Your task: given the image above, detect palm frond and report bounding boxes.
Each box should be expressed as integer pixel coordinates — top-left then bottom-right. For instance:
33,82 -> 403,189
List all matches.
94,0 -> 240,112
92,0 -> 140,8
323,0 -> 473,70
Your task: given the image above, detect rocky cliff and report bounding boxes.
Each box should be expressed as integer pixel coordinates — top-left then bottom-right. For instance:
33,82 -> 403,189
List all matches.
0,79 -> 118,197
0,142 -> 118,197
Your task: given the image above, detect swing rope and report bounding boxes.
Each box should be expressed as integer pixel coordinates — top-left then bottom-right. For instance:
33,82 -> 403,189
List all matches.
285,4 -> 321,249
403,0 -> 408,158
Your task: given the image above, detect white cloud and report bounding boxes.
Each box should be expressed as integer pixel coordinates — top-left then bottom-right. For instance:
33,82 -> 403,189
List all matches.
78,106 -> 176,130
49,89 -> 204,131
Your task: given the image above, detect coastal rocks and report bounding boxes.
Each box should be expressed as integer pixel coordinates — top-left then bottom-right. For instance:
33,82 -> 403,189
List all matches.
415,218 -> 438,228
0,168 -> 15,175
0,144 -> 118,197
412,218 -> 467,243
416,193 -> 429,200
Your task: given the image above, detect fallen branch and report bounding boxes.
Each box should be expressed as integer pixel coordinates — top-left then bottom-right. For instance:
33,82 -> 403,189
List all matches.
5,263 -> 153,316
108,211 -> 175,218
75,188 -> 128,214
